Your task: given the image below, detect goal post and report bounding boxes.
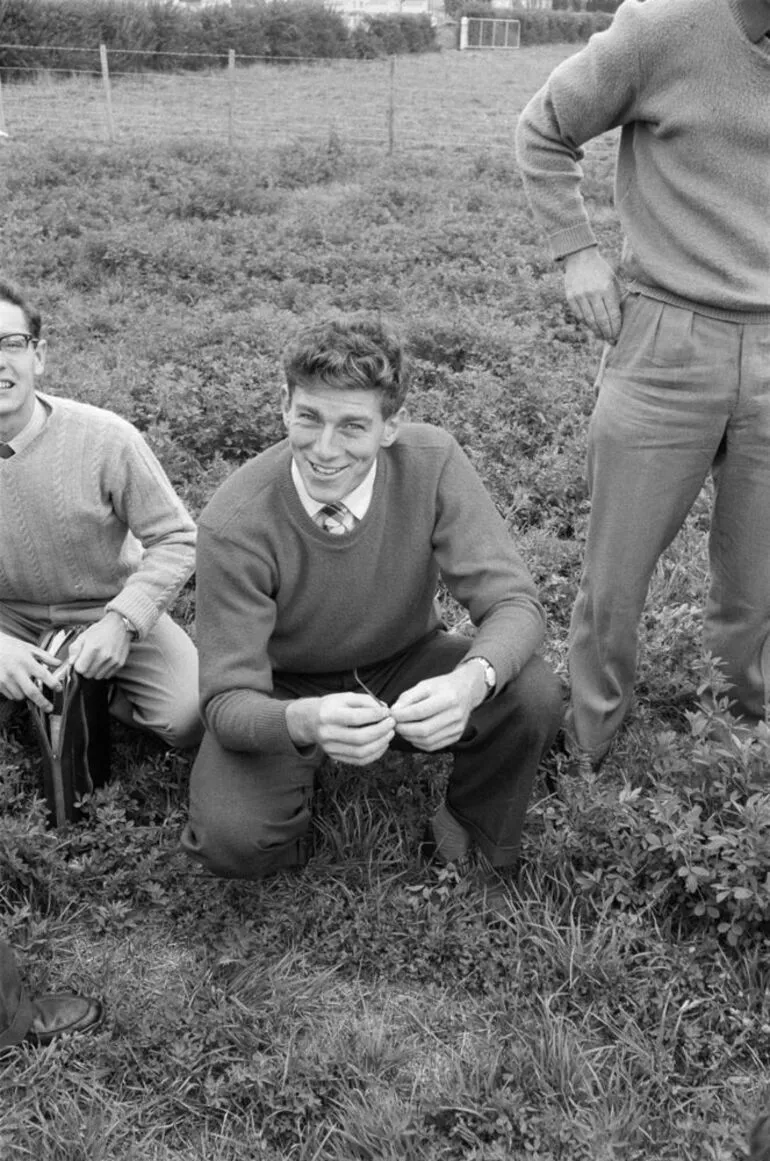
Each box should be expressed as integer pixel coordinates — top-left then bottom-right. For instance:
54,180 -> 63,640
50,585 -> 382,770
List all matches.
459,16 -> 521,49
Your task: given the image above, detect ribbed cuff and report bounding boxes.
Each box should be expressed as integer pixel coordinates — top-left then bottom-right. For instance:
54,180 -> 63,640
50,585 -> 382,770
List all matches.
549,223 -> 598,262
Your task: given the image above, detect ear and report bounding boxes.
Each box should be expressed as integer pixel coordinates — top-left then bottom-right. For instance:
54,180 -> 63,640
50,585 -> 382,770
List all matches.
280,384 -> 291,428
379,406 -> 406,448
33,339 -> 47,376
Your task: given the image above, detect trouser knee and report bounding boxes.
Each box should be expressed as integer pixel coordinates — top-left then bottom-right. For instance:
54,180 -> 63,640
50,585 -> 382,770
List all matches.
152,703 -> 204,750
182,731 -> 315,879
181,814 -> 310,880
500,655 -> 563,745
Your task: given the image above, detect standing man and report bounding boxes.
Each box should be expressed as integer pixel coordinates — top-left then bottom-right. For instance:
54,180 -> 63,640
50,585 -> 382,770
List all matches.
0,940 -> 102,1049
183,316 -> 562,910
516,0 -> 770,766
0,281 -> 201,750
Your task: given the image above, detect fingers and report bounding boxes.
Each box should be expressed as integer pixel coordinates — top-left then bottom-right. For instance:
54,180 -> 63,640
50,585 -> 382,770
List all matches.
391,680 -> 455,724
70,637 -> 128,681
591,293 -> 622,343
391,691 -> 463,752
324,731 -> 395,766
321,717 -> 396,765
1,669 -> 57,712
0,647 -> 64,711
316,692 -> 396,766
395,712 -> 463,752
563,247 -> 624,342
568,289 -> 622,342
72,650 -> 117,681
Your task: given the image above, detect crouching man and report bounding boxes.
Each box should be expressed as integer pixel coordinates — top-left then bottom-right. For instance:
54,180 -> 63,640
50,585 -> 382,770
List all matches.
0,280 -> 201,752
182,315 -> 562,909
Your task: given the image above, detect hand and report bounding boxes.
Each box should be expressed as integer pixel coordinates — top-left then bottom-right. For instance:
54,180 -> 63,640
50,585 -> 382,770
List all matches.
563,246 -> 623,342
68,613 -> 132,681
0,633 -> 64,711
286,692 -> 395,767
390,667 -> 485,752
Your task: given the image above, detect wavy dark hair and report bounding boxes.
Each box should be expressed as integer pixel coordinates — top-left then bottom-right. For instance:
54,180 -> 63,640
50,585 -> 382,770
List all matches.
0,280 -> 41,340
283,314 -> 407,418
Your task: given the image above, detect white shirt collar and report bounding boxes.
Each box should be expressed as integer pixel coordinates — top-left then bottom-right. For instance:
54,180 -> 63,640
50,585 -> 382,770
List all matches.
291,458 -> 377,521
7,396 -> 48,454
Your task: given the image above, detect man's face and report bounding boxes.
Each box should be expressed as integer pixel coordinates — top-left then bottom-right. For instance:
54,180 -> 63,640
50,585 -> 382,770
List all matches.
281,380 -> 403,504
0,300 -> 46,441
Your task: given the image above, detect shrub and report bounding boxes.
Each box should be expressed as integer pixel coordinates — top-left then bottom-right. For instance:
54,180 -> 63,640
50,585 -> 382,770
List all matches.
532,660 -> 770,947
351,13 -> 438,58
0,0 -> 436,79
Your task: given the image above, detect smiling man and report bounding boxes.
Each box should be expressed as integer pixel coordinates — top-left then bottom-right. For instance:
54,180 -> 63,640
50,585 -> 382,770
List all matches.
0,281 -> 201,752
183,315 -> 562,911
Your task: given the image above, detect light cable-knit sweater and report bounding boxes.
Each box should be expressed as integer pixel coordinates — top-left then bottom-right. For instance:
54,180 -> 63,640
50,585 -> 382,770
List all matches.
515,0 -> 770,321
196,423 -> 546,756
0,393 -> 196,637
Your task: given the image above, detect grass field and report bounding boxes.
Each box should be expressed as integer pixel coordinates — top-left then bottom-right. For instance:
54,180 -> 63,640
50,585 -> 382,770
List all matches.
0,46 -> 574,150
1,46 -> 768,1161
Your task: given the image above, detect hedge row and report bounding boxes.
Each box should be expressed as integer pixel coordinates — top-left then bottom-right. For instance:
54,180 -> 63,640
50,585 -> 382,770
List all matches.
457,5 -> 613,42
0,0 -> 437,77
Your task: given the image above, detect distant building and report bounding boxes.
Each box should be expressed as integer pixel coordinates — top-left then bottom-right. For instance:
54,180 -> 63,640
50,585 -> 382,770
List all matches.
174,0 -> 232,8
325,0 -> 443,24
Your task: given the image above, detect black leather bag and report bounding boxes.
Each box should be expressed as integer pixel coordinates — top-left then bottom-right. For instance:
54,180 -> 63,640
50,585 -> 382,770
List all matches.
27,627 -> 111,827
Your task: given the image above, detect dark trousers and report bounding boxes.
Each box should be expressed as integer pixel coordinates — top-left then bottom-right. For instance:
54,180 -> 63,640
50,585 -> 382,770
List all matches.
182,632 -> 562,879
0,940 -> 36,1048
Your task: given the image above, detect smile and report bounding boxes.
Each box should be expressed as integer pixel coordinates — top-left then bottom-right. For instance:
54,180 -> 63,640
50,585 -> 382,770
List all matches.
308,461 -> 347,477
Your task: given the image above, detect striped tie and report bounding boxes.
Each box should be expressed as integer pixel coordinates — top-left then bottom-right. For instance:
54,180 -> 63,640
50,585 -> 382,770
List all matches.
0,443 -> 15,459
315,501 -> 357,536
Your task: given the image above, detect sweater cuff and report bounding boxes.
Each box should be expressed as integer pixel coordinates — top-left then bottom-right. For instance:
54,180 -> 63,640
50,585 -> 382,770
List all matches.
549,223 -> 597,262
105,592 -> 163,640
207,689 -> 322,760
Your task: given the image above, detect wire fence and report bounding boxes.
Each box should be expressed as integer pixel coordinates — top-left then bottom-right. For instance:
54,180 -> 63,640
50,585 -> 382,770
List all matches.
0,42 -> 573,153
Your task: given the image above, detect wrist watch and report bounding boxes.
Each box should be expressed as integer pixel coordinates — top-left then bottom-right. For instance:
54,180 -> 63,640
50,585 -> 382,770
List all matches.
113,612 -> 139,642
461,656 -> 496,698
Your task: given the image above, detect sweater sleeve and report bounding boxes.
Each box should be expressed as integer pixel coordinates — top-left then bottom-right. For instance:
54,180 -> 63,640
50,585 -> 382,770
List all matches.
432,439 -> 546,689
515,0 -> 644,260
195,520 -> 302,755
102,422 -> 196,636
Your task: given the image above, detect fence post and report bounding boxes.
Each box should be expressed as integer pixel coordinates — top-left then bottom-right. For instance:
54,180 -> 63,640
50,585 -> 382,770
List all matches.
459,16 -> 469,50
0,76 -> 7,137
99,44 -> 115,143
228,49 -> 236,151
387,56 -> 395,156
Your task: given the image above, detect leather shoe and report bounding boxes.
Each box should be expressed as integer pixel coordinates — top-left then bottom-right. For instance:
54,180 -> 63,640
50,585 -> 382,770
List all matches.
25,993 -> 104,1045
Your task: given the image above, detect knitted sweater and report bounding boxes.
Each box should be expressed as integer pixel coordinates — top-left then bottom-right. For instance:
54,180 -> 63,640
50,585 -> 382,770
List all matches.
196,423 -> 546,756
515,0 -> 770,321
0,393 -> 196,637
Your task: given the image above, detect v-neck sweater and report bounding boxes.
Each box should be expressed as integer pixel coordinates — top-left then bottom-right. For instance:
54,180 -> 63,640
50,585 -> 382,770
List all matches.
195,423 -> 546,755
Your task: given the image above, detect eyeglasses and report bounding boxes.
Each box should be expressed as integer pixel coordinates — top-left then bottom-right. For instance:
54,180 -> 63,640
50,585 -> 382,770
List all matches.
0,333 -> 38,353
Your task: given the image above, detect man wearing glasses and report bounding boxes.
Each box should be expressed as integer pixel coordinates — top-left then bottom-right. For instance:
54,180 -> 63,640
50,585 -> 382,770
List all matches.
0,281 -> 201,750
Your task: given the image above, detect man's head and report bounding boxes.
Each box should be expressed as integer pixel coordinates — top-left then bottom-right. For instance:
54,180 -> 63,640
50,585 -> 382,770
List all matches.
0,281 -> 46,442
283,315 -> 407,419
281,316 -> 407,504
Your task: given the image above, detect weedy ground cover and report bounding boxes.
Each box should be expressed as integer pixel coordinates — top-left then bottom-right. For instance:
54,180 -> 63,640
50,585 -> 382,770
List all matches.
0,47 -> 767,1161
